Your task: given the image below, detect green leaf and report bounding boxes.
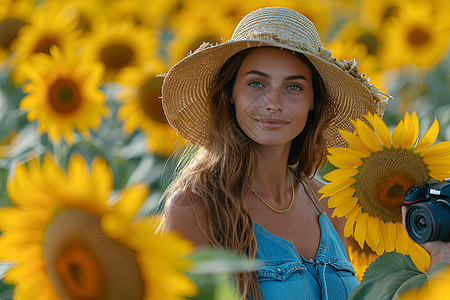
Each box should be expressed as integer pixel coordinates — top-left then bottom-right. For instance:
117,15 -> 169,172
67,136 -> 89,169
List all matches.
0,280 -> 14,300
188,248 -> 258,275
349,252 -> 426,300
214,276 -> 240,300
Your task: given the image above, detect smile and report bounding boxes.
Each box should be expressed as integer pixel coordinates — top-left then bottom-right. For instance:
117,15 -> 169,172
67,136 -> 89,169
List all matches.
256,118 -> 289,129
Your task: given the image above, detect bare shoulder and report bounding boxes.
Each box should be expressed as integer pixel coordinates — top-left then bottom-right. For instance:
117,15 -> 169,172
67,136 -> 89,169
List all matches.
307,177 -> 347,241
164,190 -> 211,247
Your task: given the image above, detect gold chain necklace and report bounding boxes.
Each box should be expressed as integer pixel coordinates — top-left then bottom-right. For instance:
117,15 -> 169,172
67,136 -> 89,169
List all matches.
249,170 -> 295,214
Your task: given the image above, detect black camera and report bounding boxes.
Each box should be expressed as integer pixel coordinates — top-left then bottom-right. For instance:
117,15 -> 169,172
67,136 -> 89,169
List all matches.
404,179 -> 450,244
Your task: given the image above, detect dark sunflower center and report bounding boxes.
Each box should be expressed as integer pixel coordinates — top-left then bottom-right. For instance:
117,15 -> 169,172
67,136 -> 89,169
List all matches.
43,209 -> 144,300
68,262 -> 82,284
356,149 -> 427,223
55,240 -> 102,299
407,26 -> 431,46
99,43 -> 134,71
76,14 -> 92,33
0,18 -> 25,50
48,78 -> 81,113
382,6 -> 399,20
33,35 -> 61,54
387,183 -> 404,198
357,33 -> 378,55
139,76 -> 167,124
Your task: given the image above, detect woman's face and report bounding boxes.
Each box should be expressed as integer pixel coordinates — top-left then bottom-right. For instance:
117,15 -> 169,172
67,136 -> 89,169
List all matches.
232,47 -> 314,147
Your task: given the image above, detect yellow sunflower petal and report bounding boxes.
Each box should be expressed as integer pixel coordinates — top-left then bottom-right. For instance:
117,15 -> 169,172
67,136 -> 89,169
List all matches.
383,221 -> 396,252
371,113 -> 392,148
67,154 -> 88,186
354,212 -> 369,248
356,119 -> 383,152
91,157 -> 113,203
402,112 -> 419,149
420,141 -> 450,158
327,188 -> 356,208
318,177 -> 356,198
338,129 -> 369,152
408,242 -> 430,273
372,223 -> 385,255
395,224 -> 409,253
414,117 -> 439,153
113,183 -> 149,218
365,217 -> 382,251
331,196 -> 358,217
327,148 -> 364,168
323,168 -> 359,182
392,120 -> 405,149
344,206 -> 360,237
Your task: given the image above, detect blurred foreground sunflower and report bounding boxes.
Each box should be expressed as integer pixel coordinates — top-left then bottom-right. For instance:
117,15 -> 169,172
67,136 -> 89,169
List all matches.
319,111 -> 450,272
19,46 -> 107,144
398,264 -> 450,300
117,64 -> 186,157
0,154 -> 197,300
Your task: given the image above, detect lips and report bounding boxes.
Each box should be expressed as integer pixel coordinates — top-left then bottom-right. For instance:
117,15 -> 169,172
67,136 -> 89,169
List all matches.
256,118 -> 289,129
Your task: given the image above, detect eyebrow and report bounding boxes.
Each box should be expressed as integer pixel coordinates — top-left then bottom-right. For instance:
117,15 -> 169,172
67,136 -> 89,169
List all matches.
244,70 -> 309,82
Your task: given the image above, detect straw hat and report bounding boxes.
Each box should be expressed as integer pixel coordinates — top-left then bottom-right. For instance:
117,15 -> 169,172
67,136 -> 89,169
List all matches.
162,7 -> 389,148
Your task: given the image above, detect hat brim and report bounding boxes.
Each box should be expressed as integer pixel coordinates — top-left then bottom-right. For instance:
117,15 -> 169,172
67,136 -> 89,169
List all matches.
162,39 -> 387,148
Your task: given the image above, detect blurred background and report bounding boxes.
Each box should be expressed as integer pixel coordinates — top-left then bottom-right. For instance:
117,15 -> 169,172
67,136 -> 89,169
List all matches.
0,0 -> 449,285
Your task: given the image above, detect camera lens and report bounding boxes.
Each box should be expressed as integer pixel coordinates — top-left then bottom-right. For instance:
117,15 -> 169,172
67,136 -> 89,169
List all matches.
417,216 -> 427,230
406,205 -> 434,244
405,200 -> 450,243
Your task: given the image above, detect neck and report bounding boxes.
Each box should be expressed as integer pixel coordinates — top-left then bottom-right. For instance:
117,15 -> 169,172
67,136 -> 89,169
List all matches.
252,143 -> 292,203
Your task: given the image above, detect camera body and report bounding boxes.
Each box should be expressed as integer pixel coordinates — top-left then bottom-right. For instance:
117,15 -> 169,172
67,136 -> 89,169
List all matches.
404,179 -> 450,244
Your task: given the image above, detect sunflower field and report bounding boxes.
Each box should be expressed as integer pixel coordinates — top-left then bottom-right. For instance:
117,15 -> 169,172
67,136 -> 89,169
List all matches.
0,0 -> 449,299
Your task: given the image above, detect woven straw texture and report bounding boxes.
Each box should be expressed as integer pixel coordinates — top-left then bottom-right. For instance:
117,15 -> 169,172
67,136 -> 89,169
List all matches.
162,7 -> 389,147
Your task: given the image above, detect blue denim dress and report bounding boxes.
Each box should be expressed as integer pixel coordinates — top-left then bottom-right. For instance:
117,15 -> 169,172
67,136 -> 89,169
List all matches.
254,213 -> 359,299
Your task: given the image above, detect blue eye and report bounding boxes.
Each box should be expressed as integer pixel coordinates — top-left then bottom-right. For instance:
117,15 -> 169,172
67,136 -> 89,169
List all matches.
249,81 -> 263,88
287,85 -> 301,91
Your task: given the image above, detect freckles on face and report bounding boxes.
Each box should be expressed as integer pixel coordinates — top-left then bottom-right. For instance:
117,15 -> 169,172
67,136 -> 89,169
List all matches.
231,47 -> 315,146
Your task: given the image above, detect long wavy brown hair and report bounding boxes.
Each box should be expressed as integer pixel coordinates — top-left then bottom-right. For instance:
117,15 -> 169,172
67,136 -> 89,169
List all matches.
163,47 -> 334,299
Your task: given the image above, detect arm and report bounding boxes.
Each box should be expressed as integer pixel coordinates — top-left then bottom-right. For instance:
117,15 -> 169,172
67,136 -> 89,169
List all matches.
165,192 -> 211,247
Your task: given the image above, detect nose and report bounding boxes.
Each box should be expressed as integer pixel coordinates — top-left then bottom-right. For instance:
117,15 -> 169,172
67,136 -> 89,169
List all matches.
263,88 -> 283,112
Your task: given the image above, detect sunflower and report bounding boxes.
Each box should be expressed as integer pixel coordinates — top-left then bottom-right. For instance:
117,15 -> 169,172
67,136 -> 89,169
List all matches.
398,264 -> 450,300
81,18 -> 156,82
319,111 -> 450,272
359,0 -> 406,30
347,236 -> 378,281
382,1 -> 450,68
19,46 -> 107,144
43,0 -> 103,33
9,3 -> 81,85
334,20 -> 382,58
166,1 -> 228,65
324,38 -> 385,91
102,0 -> 167,29
117,63 -> 186,157
0,154 -> 197,300
0,0 -> 33,67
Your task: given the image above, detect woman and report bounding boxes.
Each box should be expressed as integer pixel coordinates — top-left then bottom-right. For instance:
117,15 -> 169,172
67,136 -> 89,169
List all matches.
161,7 -> 448,299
